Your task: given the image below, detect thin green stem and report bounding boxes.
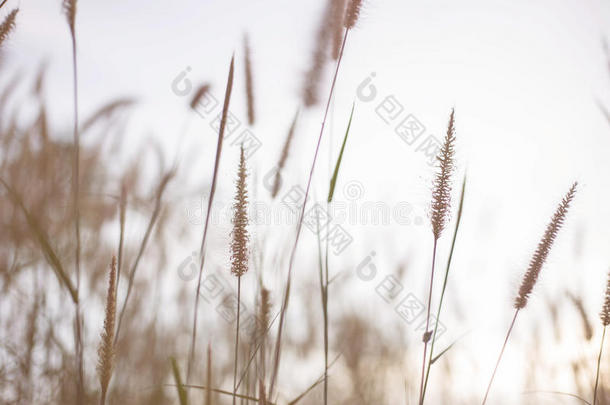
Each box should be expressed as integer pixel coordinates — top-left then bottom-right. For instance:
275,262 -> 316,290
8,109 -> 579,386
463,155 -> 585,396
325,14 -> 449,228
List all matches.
314,210 -> 329,405
323,213 -> 330,405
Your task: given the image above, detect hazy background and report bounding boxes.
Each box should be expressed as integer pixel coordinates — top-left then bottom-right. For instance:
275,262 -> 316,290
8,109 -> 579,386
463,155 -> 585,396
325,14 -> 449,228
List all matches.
4,0 -> 610,403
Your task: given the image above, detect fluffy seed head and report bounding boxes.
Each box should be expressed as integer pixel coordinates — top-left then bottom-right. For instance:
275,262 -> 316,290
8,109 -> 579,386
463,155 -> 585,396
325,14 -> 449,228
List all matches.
0,9 -> 18,48
271,110 -> 299,198
259,287 -> 271,331
303,0 -> 346,106
430,109 -> 456,240
189,84 -> 211,110
62,0 -> 76,36
330,0 -> 347,59
230,146 -> 249,277
514,182 -> 577,309
97,256 -> 117,402
601,271 -> 610,326
344,0 -> 362,29
243,34 -> 255,125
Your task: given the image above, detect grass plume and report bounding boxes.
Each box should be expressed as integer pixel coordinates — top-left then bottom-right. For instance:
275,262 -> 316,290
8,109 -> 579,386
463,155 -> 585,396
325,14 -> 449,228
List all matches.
482,182 -> 577,405
230,145 -> 249,278
593,271 -> 610,404
189,84 -> 211,110
430,109 -> 456,240
302,0 -> 335,107
0,8 -> 18,48
271,109 -> 299,198
62,0 -> 76,37
97,256 -> 117,405
600,271 -> 610,327
231,145 -> 250,405
419,109 -> 457,405
244,34 -> 255,125
344,0 -> 362,29
514,182 -> 578,309
330,0 -> 347,59
568,292 -> 593,341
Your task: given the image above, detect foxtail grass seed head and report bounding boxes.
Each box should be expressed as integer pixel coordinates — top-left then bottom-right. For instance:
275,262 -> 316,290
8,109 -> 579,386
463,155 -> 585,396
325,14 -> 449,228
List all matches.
344,0 -> 362,29
97,256 -> 117,403
514,182 -> 577,309
271,110 -> 299,198
601,271 -> 610,326
244,34 -> 255,125
0,8 -> 17,48
430,109 -> 456,240
568,293 -> 593,341
302,22 -> 329,107
330,0 -> 347,59
231,146 -> 249,277
302,0 -> 342,107
189,84 -> 210,110
260,287 -> 271,330
62,0 -> 76,36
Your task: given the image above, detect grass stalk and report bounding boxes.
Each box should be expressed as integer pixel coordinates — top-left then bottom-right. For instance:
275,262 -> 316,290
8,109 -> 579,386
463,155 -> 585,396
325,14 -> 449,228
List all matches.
268,27 -> 349,401
482,309 -> 520,405
483,182 -> 577,404
233,276 -> 242,405
421,175 -> 467,402
63,0 -> 85,399
114,172 -> 174,344
188,56 -> 235,382
593,326 -> 606,405
419,110 -> 456,404
419,238 -> 438,404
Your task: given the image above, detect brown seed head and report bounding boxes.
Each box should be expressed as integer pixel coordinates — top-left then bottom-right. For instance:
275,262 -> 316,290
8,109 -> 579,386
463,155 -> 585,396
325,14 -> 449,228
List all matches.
430,109 -> 456,240
230,146 -> 249,277
244,34 -> 255,125
271,110 -> 299,198
601,271 -> 610,326
0,9 -> 17,48
514,182 -> 577,309
260,287 -> 271,331
189,84 -> 211,110
97,256 -> 117,402
330,0 -> 347,59
344,0 -> 362,29
62,0 -> 76,36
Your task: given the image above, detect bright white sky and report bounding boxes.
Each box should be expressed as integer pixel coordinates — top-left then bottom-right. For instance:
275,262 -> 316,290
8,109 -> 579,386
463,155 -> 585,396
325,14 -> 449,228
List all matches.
6,0 -> 610,403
